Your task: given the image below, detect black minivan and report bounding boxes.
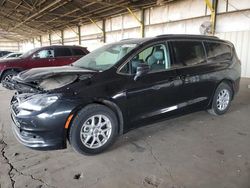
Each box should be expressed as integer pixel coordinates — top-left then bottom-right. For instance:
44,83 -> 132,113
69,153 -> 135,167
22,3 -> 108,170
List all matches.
8,35 -> 241,155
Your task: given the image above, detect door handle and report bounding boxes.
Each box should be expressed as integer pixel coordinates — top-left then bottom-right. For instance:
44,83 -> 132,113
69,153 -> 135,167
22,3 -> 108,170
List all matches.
172,79 -> 183,86
180,75 -> 200,83
167,76 -> 183,86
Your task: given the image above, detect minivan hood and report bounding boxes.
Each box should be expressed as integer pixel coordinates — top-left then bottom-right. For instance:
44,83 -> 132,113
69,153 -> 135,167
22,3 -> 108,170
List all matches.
4,66 -> 96,92
15,65 -> 95,82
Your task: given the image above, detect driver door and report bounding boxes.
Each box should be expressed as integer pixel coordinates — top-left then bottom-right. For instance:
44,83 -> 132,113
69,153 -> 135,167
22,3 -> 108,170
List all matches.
28,48 -> 55,69
120,42 -> 183,127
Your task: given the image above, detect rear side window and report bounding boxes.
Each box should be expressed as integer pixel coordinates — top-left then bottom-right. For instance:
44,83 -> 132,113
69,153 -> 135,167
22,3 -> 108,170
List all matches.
72,48 -> 86,56
171,41 -> 206,67
205,42 -> 232,61
54,48 -> 72,57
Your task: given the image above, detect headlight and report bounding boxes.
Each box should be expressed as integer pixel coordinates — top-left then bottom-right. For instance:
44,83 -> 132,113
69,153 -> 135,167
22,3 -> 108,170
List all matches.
18,94 -> 59,111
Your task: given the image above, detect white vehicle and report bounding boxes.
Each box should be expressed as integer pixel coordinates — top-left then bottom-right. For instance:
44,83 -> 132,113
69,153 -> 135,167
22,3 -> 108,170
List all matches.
1,52 -> 22,59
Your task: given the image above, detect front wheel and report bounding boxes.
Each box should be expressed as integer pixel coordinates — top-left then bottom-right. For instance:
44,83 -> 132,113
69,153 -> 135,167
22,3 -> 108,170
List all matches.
1,70 -> 17,82
69,104 -> 118,155
208,82 -> 233,115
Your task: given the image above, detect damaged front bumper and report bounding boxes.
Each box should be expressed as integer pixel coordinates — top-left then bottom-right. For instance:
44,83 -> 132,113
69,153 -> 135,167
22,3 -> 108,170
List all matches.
11,115 -> 51,148
10,94 -> 78,150
11,114 -> 66,150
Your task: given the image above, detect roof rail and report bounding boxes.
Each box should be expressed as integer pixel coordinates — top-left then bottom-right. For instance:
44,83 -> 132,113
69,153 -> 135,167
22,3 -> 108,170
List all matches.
156,34 -> 219,39
156,34 -> 172,37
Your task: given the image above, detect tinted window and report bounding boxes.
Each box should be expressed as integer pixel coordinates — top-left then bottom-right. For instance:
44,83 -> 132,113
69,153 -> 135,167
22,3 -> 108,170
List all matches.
34,49 -> 54,59
205,42 -> 232,61
72,48 -> 86,56
171,41 -> 206,67
54,48 -> 72,57
120,43 -> 171,74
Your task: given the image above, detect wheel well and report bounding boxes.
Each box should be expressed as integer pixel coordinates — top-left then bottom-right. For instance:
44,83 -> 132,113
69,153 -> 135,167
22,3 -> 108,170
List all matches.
219,79 -> 235,99
65,100 -> 124,143
208,79 -> 235,109
94,100 -> 124,135
0,68 -> 20,81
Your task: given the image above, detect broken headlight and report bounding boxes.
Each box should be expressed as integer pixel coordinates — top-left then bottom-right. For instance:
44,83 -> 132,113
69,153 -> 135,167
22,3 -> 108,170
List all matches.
18,94 -> 59,111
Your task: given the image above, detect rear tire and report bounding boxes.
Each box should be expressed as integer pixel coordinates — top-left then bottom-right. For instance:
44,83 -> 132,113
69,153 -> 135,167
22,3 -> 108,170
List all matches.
69,104 -> 118,155
208,82 -> 233,115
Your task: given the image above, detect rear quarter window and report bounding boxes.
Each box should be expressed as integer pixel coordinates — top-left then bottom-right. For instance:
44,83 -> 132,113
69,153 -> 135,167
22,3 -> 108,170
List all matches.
72,48 -> 87,56
205,42 -> 232,61
54,47 -> 72,57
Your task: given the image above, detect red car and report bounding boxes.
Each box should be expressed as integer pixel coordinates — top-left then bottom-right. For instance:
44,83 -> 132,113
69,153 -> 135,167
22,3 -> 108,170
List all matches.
0,45 -> 89,82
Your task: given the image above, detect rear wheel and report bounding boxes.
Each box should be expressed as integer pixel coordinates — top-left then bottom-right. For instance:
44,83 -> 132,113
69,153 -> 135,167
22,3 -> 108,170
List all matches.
69,104 -> 118,155
208,82 -> 233,115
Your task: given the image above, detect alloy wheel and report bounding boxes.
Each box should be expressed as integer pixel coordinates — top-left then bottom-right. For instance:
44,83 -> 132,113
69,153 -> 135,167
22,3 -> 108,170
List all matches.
216,89 -> 230,111
4,74 -> 13,82
80,114 -> 112,149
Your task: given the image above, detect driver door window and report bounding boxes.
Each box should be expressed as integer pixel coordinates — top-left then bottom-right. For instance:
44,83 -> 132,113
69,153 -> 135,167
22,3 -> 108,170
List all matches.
121,43 -> 171,74
33,49 -> 54,59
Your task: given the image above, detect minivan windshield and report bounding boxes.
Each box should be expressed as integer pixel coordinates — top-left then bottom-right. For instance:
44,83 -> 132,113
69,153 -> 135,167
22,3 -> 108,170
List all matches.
73,43 -> 137,71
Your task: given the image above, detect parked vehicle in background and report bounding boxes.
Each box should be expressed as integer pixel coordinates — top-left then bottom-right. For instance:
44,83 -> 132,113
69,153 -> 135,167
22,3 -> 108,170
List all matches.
7,35 -> 241,155
1,52 -> 23,59
0,51 -> 12,57
0,45 -> 89,83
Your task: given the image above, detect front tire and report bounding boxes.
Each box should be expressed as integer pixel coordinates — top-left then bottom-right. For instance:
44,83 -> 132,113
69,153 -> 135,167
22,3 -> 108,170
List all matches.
1,70 -> 17,82
69,104 -> 118,155
208,82 -> 233,115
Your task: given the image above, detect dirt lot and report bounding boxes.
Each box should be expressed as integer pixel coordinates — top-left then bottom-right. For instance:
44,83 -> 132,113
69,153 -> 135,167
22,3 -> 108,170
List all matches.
0,78 -> 250,188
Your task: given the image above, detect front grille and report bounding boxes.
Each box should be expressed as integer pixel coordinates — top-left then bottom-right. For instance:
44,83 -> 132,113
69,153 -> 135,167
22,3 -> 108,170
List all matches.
11,103 -> 20,115
11,96 -> 20,115
11,113 -> 21,128
11,94 -> 22,128
11,93 -> 33,116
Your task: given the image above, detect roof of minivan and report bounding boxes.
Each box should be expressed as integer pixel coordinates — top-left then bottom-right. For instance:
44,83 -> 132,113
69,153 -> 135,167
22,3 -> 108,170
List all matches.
115,34 -> 227,45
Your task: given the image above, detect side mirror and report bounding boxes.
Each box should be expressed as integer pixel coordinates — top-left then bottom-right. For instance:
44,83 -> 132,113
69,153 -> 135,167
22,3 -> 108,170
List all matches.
134,63 -> 150,81
32,54 -> 40,59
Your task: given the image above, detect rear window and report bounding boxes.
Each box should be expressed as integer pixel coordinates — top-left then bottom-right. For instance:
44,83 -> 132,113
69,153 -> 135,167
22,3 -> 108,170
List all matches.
54,47 -> 72,57
205,42 -> 232,61
171,41 -> 206,67
72,48 -> 86,56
